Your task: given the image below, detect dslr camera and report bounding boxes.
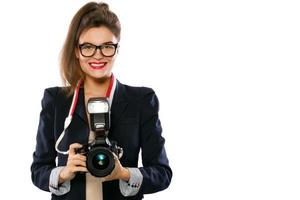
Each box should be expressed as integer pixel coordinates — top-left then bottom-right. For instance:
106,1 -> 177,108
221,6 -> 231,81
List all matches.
76,97 -> 123,177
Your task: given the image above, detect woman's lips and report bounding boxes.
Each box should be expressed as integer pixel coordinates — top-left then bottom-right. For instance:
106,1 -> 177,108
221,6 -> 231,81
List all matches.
89,62 -> 107,70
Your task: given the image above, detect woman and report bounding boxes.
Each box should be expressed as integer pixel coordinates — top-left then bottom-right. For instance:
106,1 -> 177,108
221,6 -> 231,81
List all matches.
31,2 -> 172,200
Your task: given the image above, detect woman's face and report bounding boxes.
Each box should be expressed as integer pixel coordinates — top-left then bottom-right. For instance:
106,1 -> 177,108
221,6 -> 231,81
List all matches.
76,26 -> 118,80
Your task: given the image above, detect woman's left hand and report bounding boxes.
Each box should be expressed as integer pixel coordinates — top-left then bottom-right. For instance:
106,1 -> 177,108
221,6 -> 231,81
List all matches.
101,153 -> 130,182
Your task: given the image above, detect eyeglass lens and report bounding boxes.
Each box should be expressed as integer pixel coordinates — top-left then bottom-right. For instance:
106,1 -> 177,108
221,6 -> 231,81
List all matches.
80,43 -> 117,57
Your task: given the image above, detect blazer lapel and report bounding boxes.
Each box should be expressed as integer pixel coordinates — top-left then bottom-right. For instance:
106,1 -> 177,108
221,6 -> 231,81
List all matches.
110,81 -> 128,132
74,87 -> 88,123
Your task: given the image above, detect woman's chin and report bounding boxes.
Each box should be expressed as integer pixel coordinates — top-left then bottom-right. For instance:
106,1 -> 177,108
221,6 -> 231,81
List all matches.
86,73 -> 111,82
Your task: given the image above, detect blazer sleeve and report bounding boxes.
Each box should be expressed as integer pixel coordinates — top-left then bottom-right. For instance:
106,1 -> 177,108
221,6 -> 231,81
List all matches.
31,88 -> 58,192
138,88 -> 172,194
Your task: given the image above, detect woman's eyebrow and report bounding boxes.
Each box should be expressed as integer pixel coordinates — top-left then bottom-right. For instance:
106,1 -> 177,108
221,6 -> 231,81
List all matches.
80,41 -> 114,45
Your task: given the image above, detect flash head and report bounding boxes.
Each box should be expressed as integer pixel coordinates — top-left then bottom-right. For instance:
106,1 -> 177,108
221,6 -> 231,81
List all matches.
87,98 -> 109,114
87,97 -> 110,133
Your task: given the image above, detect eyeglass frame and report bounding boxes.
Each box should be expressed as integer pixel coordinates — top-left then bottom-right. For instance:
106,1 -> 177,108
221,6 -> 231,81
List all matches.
78,42 -> 119,57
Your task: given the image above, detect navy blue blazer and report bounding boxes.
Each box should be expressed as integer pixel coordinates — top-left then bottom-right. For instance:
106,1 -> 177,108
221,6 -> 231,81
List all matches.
31,81 -> 172,200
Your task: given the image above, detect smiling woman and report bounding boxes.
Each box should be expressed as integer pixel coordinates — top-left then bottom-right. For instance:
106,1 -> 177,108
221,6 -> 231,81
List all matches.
30,2 -> 172,200
59,2 -> 121,97
76,27 -> 118,85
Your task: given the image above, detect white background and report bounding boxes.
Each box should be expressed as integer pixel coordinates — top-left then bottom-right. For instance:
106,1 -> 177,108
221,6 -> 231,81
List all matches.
0,0 -> 299,199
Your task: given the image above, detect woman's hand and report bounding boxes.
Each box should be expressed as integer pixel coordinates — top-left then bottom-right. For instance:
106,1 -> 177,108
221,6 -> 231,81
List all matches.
59,143 -> 88,184
101,153 -> 130,182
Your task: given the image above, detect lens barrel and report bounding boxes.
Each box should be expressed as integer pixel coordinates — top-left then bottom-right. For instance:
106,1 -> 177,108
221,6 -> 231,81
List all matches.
86,146 -> 115,177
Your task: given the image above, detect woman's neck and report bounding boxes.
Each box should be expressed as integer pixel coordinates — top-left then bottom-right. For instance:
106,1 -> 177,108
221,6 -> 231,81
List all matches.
84,76 -> 111,97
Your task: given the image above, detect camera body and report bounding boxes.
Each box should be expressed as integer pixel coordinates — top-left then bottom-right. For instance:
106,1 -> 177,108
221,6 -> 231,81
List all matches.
76,136 -> 122,177
76,97 -> 123,177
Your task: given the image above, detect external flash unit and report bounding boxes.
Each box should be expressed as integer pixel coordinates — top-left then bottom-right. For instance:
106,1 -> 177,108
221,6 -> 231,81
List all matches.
87,97 -> 110,133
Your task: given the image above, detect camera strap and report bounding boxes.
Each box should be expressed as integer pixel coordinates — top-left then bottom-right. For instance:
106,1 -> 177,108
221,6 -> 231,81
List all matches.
55,74 -> 117,155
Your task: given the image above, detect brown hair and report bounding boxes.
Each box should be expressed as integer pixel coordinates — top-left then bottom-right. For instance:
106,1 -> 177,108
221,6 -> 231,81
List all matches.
60,2 -> 121,96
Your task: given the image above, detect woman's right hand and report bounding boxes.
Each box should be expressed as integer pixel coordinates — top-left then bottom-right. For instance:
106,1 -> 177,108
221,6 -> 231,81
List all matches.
59,143 -> 88,184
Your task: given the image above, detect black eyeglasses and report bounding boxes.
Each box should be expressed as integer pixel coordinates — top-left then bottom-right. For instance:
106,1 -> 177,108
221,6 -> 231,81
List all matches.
78,43 -> 118,57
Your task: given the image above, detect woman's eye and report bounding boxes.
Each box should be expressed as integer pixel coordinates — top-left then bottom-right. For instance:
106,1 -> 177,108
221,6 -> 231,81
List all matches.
103,45 -> 114,49
82,45 -> 94,49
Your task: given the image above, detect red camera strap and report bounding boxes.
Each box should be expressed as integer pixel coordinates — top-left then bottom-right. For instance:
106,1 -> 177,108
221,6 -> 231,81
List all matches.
69,74 -> 116,118
56,74 -> 117,155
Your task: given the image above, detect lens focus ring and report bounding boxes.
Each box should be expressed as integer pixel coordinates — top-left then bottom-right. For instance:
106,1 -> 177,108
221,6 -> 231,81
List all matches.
86,146 -> 115,177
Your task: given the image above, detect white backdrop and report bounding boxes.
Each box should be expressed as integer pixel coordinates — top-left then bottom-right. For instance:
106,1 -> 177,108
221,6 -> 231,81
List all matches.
0,0 -> 299,199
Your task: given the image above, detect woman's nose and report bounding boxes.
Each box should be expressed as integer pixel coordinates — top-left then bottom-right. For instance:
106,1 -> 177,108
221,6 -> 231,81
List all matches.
93,49 -> 103,59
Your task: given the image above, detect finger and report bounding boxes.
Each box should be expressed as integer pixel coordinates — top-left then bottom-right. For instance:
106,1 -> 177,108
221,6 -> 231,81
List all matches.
101,173 -> 113,182
100,177 -> 106,182
71,154 -> 87,162
112,152 -> 119,161
68,143 -> 83,156
112,153 -> 122,166
75,166 -> 88,172
102,169 -> 117,182
70,166 -> 88,173
68,160 -> 86,167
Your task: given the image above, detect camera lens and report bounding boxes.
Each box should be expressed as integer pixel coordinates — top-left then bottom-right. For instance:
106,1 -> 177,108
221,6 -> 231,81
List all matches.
92,153 -> 109,170
87,147 -> 115,177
